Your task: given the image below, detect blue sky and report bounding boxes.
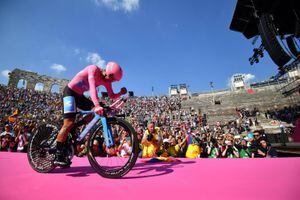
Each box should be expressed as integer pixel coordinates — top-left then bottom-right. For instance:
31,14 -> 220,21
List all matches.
0,0 -> 279,96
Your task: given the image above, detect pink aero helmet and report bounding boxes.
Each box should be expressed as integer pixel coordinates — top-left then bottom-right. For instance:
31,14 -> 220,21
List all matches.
106,61 -> 123,81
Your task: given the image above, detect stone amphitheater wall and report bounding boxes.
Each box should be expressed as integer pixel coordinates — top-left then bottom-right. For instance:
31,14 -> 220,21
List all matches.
7,68 -> 69,93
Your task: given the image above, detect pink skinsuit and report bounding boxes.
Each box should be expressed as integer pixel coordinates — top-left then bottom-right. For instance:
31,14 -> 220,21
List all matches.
68,65 -> 122,107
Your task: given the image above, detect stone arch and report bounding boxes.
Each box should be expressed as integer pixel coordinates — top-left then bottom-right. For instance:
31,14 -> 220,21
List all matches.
51,83 -> 60,93
8,68 -> 69,93
34,82 -> 44,91
17,79 -> 27,89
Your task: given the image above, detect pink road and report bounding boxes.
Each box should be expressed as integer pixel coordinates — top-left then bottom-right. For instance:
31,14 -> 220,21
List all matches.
0,152 -> 299,200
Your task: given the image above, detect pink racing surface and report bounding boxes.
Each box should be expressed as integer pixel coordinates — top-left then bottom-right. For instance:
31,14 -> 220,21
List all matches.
0,152 -> 299,200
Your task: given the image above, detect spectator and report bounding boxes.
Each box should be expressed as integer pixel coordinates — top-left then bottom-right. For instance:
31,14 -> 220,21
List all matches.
185,135 -> 201,158
207,139 -> 219,158
141,122 -> 162,158
222,140 -> 239,158
0,84 -> 292,159
251,131 -> 268,158
257,139 -> 277,158
16,130 -> 29,152
118,137 -> 132,158
158,135 -> 188,158
239,139 -> 252,158
0,124 -> 15,151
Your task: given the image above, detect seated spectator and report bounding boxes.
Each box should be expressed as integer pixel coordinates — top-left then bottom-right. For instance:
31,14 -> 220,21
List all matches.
15,128 -> 29,152
251,131 -> 268,158
185,135 -> 201,158
118,137 -> 132,158
199,133 -> 209,158
257,139 -> 277,158
222,140 -> 239,158
207,139 -> 219,158
238,139 -> 252,158
0,124 -> 15,151
176,136 -> 188,157
216,135 -> 224,158
158,135 -> 188,158
23,125 -> 32,142
141,122 -> 162,158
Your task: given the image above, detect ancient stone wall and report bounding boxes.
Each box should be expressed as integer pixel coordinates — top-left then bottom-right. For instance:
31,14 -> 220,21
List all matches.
8,68 -> 69,93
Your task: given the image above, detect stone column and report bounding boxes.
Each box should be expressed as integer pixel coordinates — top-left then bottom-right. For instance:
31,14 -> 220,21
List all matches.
44,82 -> 52,93
8,74 -> 19,88
27,81 -> 36,91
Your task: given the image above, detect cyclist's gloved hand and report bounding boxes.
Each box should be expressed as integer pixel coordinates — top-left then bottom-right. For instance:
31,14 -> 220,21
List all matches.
120,87 -> 127,95
95,106 -> 104,116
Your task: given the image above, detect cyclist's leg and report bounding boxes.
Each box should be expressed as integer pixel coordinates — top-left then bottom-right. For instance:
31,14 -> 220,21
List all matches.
55,116 -> 76,166
55,86 -> 77,166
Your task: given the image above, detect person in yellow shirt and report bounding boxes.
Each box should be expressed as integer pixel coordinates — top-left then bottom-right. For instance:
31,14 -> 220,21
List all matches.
159,135 -> 188,158
141,122 -> 162,158
185,134 -> 202,158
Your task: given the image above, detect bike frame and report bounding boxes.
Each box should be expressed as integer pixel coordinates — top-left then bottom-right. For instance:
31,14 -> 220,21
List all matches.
77,111 -> 115,148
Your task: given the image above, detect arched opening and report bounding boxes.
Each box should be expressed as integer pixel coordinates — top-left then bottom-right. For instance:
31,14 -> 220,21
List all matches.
35,83 -> 44,91
17,79 -> 27,89
51,84 -> 60,93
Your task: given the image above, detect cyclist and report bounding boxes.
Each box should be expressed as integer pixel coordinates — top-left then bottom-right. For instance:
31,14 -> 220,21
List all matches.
54,62 -> 127,166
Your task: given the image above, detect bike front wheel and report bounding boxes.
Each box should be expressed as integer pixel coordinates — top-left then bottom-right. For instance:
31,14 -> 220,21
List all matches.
87,117 -> 139,178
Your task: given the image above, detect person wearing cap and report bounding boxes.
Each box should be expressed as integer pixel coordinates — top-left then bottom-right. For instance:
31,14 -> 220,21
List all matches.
246,132 -> 254,146
158,135 -> 188,158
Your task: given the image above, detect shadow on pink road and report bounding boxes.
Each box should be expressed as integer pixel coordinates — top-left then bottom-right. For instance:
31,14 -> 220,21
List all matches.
52,160 -> 196,179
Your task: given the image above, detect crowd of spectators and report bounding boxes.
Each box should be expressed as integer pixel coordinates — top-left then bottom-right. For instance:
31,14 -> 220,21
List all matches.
0,84 -> 279,158
121,99 -> 277,158
0,85 -> 62,151
265,105 -> 300,124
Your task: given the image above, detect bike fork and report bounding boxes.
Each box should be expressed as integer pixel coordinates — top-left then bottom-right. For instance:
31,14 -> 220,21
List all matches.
100,117 -> 115,148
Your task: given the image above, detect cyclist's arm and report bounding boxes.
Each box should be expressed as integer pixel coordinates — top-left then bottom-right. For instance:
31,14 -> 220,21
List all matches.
88,65 -> 100,107
103,82 -> 122,100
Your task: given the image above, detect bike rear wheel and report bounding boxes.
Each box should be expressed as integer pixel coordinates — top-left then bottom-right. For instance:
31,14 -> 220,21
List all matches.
87,117 -> 139,178
27,124 -> 57,173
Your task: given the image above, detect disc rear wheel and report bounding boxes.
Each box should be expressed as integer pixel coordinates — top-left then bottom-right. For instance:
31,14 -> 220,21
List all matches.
27,124 -> 57,173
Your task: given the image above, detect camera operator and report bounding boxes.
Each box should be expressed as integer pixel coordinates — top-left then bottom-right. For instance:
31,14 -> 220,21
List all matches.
207,138 -> 219,158
141,122 -> 162,158
222,139 -> 239,158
